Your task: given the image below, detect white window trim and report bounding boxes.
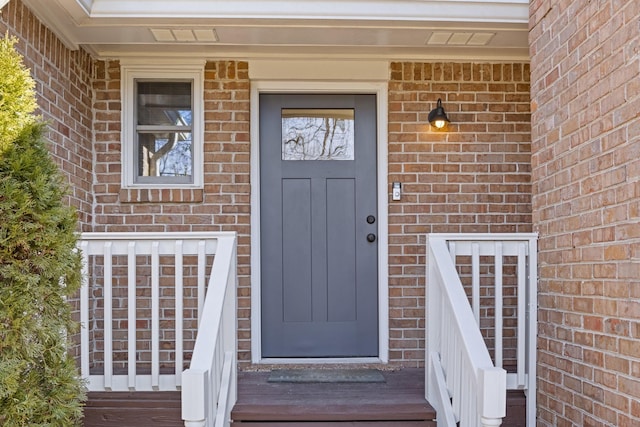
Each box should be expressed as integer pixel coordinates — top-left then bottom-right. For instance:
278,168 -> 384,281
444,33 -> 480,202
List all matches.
121,59 -> 205,189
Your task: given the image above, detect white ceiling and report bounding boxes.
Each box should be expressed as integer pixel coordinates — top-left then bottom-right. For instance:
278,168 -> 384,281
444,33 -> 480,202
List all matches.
20,0 -> 530,60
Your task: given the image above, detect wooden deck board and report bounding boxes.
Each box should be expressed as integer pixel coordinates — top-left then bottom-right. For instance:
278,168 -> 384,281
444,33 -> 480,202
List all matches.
84,391 -> 181,427
231,368 -> 435,423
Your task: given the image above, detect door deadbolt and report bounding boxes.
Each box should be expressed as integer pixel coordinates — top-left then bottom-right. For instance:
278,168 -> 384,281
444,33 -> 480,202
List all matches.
367,215 -> 376,224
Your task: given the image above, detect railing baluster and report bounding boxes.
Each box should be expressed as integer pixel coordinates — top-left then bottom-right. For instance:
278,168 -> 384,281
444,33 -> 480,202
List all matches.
517,242 -> 527,388
80,241 -> 90,381
452,334 -> 462,421
443,309 -> 454,390
494,242 -> 503,369
151,241 -> 160,389
104,242 -> 113,390
213,328 -> 222,400
197,240 -> 206,326
127,242 -> 137,389
471,242 -> 480,324
175,241 -> 184,387
461,361 -> 472,427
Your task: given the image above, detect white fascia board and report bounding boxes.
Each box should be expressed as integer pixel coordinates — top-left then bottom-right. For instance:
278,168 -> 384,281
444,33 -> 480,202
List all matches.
86,0 -> 529,24
0,0 -> 9,9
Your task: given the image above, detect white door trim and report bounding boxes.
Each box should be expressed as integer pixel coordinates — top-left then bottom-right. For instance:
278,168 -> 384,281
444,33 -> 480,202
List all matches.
250,78 -> 389,364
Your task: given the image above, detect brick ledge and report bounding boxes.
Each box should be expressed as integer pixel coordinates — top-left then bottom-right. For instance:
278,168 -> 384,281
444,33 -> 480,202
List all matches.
119,188 -> 203,203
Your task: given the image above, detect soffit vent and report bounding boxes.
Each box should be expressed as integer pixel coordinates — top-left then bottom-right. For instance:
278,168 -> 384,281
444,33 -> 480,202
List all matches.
150,28 -> 219,43
427,32 -> 495,46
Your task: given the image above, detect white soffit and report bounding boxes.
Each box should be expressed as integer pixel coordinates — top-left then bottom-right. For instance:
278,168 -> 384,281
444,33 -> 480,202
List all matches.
20,0 -> 530,60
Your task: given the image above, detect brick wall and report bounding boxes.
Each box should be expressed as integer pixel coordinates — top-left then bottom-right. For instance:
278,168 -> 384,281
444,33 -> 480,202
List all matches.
388,62 -> 533,366
0,0 -> 94,230
530,0 -> 640,425
92,60 -> 253,364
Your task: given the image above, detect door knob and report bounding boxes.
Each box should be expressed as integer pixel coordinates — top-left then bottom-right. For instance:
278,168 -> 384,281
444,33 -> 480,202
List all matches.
366,233 -> 376,243
366,215 -> 376,224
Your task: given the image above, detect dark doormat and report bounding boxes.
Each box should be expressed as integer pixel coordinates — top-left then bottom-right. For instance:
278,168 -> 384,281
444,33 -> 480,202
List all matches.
267,368 -> 386,383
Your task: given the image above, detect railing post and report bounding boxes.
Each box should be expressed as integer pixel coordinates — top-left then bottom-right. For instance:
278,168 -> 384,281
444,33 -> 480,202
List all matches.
182,368 -> 208,427
526,235 -> 538,427
478,367 -> 506,427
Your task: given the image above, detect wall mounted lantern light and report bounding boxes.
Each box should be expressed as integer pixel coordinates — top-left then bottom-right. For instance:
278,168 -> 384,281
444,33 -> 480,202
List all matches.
428,98 -> 450,129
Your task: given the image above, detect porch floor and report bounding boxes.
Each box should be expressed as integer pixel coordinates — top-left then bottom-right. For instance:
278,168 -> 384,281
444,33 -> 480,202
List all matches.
231,368 -> 436,426
83,368 -> 526,426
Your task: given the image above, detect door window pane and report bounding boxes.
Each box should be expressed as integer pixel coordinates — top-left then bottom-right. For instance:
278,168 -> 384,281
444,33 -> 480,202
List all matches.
282,109 -> 354,161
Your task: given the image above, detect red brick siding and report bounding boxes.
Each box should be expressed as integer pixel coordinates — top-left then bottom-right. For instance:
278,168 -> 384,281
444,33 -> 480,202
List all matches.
530,0 -> 640,425
388,62 -> 533,366
0,0 -> 94,230
92,60 -> 253,364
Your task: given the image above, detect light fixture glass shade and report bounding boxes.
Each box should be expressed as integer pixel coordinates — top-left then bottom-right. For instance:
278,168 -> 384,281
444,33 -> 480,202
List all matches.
428,98 -> 450,129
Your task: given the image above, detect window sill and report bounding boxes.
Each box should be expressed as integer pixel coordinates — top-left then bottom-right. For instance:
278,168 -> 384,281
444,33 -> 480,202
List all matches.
119,188 -> 203,204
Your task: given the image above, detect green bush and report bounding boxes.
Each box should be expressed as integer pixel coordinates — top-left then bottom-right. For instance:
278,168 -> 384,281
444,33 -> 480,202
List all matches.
0,36 -> 85,426
0,36 -> 37,154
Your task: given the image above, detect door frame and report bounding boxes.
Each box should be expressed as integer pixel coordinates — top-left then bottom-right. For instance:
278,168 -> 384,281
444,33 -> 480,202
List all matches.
250,73 -> 389,364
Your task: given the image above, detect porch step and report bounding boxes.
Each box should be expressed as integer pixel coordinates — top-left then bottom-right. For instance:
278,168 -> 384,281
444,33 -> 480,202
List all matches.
505,390 -> 527,427
231,368 -> 436,426
232,423 -> 432,426
83,391 -> 181,427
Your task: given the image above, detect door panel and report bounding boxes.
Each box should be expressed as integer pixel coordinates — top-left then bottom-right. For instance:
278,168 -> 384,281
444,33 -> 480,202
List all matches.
260,93 -> 378,358
281,178 -> 312,323
326,178 -> 357,322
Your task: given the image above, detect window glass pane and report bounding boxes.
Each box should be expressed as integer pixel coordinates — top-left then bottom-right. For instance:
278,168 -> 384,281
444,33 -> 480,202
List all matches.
137,81 -> 192,126
282,109 -> 354,161
137,132 -> 193,178
135,80 -> 193,180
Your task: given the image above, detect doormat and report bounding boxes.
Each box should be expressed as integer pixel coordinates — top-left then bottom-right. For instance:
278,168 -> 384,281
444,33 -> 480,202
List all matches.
267,368 -> 386,383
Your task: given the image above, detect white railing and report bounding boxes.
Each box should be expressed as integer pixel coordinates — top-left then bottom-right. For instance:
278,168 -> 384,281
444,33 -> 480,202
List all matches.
182,234 -> 237,427
426,233 -> 537,427
78,231 -> 237,403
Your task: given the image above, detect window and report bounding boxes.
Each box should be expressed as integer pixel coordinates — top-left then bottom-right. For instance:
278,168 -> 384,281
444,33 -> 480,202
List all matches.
281,109 -> 355,161
121,61 -> 204,188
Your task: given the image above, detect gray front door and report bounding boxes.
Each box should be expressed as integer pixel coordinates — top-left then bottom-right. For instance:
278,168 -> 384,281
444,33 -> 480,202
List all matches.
260,93 -> 378,358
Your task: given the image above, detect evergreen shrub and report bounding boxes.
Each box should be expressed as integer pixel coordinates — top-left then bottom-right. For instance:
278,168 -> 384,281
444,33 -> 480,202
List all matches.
0,36 -> 85,426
